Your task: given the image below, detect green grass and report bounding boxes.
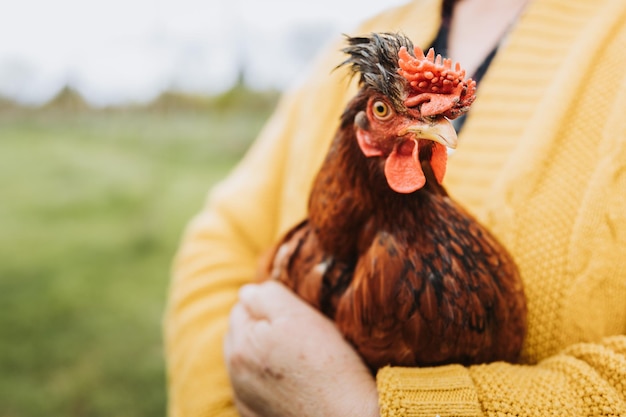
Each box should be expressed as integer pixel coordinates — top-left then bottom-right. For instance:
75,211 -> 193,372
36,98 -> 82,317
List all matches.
0,91 -> 277,417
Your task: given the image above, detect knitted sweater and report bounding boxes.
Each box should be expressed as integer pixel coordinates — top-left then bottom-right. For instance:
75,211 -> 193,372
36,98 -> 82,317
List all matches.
165,0 -> 626,415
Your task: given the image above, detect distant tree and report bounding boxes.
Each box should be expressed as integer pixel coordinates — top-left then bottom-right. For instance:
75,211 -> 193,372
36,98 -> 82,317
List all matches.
43,86 -> 89,112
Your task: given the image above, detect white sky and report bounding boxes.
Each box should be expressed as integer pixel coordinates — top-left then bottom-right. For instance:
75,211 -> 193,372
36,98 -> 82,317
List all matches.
0,0 -> 409,106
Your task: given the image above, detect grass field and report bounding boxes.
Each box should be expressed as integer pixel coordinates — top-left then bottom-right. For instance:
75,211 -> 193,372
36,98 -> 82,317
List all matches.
0,89 -> 278,417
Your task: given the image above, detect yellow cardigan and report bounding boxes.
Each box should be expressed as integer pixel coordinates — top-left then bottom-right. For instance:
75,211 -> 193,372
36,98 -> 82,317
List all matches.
165,0 -> 626,415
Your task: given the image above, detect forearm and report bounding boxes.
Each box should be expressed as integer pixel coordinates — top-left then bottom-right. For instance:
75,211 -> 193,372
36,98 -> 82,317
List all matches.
165,209 -> 257,417
164,72 -> 331,415
164,101 -> 299,416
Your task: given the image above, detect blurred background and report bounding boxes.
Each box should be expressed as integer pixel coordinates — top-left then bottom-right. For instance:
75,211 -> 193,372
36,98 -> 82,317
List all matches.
0,0 -> 408,416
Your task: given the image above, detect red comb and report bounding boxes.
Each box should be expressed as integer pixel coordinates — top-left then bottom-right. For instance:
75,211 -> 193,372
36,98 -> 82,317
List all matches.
398,46 -> 476,119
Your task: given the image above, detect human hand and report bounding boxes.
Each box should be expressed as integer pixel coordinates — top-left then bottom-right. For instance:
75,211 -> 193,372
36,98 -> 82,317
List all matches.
224,281 -> 380,417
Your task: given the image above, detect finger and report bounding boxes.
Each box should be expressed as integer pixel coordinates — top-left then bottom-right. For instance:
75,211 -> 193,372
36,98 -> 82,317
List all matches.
224,302 -> 251,361
225,300 -> 270,378
225,300 -> 275,361
238,281 -> 313,321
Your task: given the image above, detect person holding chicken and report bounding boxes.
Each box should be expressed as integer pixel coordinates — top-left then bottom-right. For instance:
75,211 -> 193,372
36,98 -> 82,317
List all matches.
165,0 -> 626,416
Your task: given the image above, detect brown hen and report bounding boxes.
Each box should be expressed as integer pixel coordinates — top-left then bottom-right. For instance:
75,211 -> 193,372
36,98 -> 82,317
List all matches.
260,33 -> 527,371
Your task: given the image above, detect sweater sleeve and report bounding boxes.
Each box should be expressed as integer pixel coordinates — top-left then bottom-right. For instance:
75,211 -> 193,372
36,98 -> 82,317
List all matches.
377,335 -> 626,417
164,86 -> 308,416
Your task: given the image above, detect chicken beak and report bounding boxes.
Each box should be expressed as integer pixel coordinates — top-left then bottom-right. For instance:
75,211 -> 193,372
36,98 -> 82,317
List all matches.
401,117 -> 458,149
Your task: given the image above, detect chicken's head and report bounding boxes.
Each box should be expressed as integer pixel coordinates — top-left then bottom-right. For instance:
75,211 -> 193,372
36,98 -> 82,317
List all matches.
341,33 -> 476,193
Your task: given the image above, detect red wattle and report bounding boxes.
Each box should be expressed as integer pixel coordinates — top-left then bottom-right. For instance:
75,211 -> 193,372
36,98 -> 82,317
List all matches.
384,140 -> 425,193
430,143 -> 447,184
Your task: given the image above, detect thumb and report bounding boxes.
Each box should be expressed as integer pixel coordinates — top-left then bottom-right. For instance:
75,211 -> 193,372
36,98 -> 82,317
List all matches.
238,281 -> 311,321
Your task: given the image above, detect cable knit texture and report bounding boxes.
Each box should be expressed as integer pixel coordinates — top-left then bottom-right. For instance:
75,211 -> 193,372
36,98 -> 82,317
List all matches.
164,0 -> 626,415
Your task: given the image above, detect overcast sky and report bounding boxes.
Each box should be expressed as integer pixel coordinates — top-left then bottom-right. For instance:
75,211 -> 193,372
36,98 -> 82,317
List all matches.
0,0 -> 409,106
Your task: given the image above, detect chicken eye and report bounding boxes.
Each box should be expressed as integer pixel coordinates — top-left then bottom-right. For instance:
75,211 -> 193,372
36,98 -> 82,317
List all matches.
372,100 -> 392,120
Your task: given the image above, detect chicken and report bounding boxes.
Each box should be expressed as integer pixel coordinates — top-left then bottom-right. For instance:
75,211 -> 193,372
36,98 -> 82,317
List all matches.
259,33 -> 527,371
